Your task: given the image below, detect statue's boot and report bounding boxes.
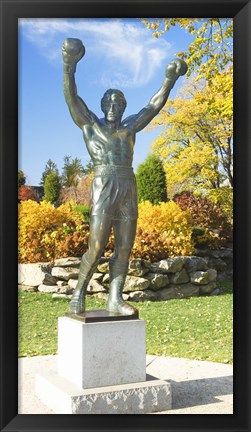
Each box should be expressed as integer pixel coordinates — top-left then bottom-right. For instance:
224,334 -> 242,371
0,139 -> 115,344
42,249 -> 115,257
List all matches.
106,259 -> 138,315
70,256 -> 96,314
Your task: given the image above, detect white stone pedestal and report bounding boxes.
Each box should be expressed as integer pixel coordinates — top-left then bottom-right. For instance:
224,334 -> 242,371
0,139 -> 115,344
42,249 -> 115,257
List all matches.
35,315 -> 172,414
36,371 -> 171,414
58,317 -> 146,388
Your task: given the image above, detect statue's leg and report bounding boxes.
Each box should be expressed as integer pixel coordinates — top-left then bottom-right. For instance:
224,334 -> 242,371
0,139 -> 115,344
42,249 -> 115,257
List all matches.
70,214 -> 112,313
106,218 -> 138,315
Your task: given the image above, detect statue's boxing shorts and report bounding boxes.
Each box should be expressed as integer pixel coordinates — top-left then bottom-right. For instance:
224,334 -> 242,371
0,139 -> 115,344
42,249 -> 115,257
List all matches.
90,165 -> 138,221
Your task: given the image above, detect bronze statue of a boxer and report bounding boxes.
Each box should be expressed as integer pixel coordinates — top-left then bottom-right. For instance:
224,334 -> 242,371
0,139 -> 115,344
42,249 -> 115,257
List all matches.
62,38 -> 187,315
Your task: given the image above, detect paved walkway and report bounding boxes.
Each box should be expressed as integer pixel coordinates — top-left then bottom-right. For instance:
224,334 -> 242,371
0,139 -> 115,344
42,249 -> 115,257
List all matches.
18,354 -> 233,414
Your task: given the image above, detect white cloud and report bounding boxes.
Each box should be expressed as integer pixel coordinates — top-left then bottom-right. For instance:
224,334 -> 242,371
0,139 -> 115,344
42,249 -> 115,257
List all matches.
19,18 -> 173,88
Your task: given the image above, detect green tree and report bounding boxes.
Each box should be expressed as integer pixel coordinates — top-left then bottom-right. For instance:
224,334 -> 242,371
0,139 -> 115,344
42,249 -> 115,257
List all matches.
18,170 -> 26,192
136,155 -> 167,204
61,155 -> 85,188
40,159 -> 58,186
83,159 -> 94,175
43,171 -> 61,206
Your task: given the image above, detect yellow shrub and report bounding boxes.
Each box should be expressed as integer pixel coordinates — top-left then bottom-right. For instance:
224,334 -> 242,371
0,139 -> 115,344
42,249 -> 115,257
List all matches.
133,201 -> 195,260
18,200 -> 89,263
18,200 -> 195,264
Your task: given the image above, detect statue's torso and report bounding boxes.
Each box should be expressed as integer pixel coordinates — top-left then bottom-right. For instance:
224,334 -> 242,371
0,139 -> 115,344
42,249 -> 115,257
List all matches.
82,120 -> 135,167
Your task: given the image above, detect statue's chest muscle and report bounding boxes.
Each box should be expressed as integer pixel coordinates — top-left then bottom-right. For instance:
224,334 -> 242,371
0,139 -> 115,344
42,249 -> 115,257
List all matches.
83,124 -> 133,154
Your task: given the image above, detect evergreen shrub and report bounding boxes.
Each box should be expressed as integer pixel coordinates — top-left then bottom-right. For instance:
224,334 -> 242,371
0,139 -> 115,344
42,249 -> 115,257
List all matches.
136,155 -> 167,204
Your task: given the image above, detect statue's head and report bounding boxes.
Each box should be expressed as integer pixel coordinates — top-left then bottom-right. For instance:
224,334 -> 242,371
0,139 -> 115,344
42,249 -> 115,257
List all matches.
101,89 -> 127,122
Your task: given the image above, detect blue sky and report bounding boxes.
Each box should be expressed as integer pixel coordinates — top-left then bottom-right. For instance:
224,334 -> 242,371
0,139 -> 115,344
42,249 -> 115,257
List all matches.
18,18 -> 192,186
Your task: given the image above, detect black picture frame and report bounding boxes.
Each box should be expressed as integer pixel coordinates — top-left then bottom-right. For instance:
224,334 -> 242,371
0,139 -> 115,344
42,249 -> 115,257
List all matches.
0,0 -> 250,431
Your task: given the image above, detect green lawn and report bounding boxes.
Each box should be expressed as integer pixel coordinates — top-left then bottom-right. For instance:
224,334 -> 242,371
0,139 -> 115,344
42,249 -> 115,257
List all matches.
18,282 -> 233,364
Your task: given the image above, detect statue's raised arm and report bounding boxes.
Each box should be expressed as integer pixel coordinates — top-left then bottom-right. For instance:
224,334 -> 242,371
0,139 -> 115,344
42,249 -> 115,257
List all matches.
122,58 -> 188,133
62,38 -> 98,128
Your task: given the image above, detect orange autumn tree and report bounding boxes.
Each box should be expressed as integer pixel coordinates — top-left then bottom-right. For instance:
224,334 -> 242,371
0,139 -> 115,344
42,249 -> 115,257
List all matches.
18,185 -> 38,202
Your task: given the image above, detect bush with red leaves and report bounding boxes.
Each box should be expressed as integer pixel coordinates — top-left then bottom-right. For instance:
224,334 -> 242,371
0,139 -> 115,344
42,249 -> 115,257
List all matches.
173,191 -> 233,248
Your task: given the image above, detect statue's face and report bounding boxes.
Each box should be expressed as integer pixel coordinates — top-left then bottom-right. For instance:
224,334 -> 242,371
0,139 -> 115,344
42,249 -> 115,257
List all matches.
105,94 -> 124,123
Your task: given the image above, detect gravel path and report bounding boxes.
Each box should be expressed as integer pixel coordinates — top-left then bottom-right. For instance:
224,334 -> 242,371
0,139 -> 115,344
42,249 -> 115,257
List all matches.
18,354 -> 233,414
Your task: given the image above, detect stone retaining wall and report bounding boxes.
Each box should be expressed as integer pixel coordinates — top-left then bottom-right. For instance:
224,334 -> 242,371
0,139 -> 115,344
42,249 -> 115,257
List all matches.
196,248 -> 233,282
18,249 -> 232,302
